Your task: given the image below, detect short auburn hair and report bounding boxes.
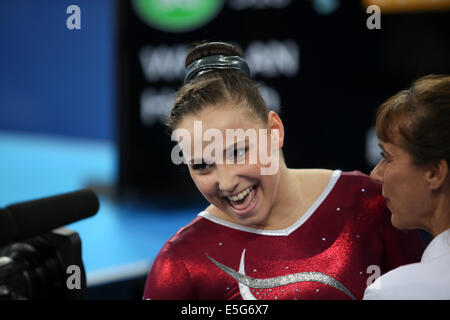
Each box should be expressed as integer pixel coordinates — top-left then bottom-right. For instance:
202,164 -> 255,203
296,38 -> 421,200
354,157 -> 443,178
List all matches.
376,74 -> 450,166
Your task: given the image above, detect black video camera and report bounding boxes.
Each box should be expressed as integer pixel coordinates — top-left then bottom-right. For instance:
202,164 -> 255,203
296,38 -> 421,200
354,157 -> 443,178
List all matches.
0,190 -> 99,300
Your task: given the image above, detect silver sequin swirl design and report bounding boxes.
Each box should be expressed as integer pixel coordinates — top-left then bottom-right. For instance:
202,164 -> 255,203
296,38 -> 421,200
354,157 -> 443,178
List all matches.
206,250 -> 356,300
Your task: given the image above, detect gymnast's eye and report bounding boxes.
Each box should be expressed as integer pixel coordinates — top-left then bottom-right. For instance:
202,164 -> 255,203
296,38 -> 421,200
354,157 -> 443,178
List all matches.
235,146 -> 248,160
191,161 -> 213,171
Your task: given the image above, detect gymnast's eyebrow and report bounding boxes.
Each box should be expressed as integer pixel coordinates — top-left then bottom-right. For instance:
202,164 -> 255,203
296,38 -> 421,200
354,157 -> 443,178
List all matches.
187,140 -> 248,164
223,140 -> 247,155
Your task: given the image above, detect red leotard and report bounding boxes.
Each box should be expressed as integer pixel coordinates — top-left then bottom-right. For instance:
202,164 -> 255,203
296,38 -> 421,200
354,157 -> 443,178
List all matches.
144,170 -> 425,300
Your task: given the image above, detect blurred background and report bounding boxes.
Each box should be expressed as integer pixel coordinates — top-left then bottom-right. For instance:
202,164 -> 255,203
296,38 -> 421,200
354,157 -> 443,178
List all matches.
0,0 -> 449,299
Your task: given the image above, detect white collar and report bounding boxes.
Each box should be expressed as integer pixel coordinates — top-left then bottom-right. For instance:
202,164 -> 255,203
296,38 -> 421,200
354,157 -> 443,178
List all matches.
421,228 -> 450,262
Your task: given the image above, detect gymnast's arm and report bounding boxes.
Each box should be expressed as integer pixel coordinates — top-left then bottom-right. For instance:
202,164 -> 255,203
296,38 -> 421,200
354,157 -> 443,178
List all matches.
143,241 -> 196,300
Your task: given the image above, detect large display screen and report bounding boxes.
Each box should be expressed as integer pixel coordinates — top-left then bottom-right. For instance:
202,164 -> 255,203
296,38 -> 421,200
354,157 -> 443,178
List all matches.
118,0 -> 450,205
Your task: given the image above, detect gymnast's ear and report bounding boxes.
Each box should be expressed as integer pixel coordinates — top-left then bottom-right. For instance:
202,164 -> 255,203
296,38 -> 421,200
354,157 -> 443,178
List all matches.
267,111 -> 285,151
425,159 -> 449,191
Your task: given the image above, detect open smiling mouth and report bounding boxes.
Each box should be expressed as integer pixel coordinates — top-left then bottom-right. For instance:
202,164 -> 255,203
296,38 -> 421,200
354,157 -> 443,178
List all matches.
224,184 -> 258,216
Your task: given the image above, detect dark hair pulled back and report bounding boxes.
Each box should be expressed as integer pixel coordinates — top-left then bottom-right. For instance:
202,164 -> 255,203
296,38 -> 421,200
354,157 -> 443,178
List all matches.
166,42 -> 269,130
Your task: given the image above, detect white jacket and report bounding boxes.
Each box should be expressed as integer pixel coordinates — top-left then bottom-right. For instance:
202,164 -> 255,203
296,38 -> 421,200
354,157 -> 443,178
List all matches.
363,228 -> 450,300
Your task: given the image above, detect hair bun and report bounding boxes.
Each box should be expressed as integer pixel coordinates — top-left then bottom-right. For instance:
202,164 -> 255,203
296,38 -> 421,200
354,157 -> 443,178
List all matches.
183,42 -> 248,84
185,42 -> 243,67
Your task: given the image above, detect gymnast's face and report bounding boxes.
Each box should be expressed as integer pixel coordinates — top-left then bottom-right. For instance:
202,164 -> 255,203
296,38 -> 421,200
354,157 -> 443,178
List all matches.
370,137 -> 432,231
176,103 -> 284,228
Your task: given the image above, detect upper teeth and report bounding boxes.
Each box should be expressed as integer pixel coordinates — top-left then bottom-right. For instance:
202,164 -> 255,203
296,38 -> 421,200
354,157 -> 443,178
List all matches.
227,185 -> 254,202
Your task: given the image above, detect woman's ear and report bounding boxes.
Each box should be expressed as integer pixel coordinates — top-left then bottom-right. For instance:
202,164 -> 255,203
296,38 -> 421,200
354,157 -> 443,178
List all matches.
426,159 -> 449,191
267,111 -> 285,151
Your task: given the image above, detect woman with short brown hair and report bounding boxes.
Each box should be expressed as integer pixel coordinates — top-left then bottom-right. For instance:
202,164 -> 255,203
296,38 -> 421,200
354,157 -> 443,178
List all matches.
364,74 -> 450,299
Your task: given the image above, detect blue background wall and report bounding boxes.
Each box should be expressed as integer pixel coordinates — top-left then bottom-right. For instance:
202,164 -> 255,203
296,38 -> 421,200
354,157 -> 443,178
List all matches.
0,2 -> 198,297
0,0 -> 115,140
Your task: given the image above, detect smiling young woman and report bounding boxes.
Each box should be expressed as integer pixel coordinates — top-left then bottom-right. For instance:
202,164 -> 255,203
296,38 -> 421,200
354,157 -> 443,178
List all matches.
143,42 -> 425,300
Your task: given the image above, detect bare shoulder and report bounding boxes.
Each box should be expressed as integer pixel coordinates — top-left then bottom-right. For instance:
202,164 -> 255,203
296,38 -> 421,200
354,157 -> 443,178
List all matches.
295,168 -> 334,177
291,169 -> 335,193
295,168 -> 334,182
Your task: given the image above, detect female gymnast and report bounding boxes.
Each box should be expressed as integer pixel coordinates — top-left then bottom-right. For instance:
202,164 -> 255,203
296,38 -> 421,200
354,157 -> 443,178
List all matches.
144,42 -> 425,300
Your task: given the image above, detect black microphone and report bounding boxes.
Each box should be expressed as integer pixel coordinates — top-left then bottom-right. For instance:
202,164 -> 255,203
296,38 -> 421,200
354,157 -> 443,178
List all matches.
0,189 -> 99,246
